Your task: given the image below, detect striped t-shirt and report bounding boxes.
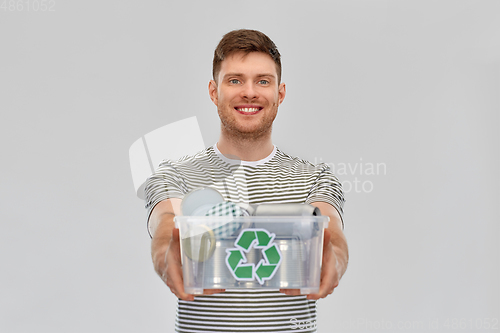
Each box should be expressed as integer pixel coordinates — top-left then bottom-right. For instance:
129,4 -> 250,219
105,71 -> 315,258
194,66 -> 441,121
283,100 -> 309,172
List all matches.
145,144 -> 345,333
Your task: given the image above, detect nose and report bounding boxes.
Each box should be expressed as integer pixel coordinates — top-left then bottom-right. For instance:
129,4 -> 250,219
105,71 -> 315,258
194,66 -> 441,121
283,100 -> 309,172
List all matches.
240,82 -> 258,100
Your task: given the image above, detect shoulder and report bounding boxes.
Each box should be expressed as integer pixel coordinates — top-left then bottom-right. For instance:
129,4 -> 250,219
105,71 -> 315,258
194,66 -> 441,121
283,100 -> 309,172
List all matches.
273,148 -> 332,174
157,146 -> 217,170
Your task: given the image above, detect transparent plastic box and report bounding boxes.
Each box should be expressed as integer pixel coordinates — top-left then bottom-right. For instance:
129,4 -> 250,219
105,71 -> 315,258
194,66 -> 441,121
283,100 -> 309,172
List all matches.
175,216 -> 329,295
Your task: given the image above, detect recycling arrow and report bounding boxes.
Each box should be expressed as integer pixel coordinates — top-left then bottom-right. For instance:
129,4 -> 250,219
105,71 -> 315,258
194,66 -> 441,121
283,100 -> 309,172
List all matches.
225,228 -> 282,284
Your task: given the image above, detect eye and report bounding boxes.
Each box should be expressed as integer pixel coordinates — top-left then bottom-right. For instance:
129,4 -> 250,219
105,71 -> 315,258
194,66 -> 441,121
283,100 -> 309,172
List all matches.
258,80 -> 270,85
229,79 -> 240,84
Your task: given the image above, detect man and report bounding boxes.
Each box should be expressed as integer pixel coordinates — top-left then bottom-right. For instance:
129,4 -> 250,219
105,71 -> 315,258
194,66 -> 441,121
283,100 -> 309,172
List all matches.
146,29 -> 348,333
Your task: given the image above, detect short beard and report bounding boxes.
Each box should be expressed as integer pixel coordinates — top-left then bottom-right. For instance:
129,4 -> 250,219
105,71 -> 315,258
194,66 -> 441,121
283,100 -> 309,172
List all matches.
218,108 -> 276,142
220,121 -> 273,142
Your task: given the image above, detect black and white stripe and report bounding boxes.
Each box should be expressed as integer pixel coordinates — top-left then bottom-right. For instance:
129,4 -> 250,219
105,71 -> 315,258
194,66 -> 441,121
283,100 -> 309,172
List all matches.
145,144 -> 345,333
176,290 -> 317,333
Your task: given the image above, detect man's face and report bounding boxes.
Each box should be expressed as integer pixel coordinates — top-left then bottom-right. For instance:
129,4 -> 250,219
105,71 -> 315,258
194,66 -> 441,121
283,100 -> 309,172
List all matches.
209,52 -> 286,140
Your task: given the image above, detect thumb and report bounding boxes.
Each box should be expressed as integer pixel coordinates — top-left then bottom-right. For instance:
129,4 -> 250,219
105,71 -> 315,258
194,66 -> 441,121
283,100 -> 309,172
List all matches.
324,228 -> 331,247
171,227 -> 180,241
170,228 -> 180,249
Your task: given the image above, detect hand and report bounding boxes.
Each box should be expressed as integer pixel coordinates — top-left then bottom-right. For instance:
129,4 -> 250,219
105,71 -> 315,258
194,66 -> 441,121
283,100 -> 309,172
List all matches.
155,228 -> 225,300
280,230 -> 340,299
306,229 -> 340,300
154,228 -> 194,300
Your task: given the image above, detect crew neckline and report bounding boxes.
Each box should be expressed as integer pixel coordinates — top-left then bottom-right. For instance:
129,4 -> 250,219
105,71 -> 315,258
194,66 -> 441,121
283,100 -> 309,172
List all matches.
213,143 -> 277,166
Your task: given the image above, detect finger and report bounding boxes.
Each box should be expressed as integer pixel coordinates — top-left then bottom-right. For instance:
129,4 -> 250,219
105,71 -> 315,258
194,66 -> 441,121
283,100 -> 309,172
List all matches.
306,290 -> 332,300
203,289 -> 225,295
163,259 -> 189,300
315,267 -> 338,299
306,293 -> 320,300
164,231 -> 195,301
307,270 -> 334,300
307,276 -> 330,300
280,289 -> 301,296
165,263 -> 194,300
309,282 -> 335,300
177,291 -> 195,301
307,236 -> 338,300
168,277 -> 194,301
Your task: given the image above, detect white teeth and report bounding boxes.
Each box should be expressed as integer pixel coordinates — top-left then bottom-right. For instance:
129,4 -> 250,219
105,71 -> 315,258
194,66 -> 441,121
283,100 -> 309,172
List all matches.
237,107 -> 260,112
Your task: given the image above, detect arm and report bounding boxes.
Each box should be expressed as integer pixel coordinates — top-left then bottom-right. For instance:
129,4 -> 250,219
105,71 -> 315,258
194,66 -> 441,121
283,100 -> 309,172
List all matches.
149,199 -> 225,300
149,199 -> 196,301
307,201 -> 348,300
281,202 -> 348,299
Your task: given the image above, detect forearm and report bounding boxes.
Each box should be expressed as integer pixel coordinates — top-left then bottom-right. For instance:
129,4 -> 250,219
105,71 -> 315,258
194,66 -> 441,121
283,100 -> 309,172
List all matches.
151,213 -> 175,273
330,230 -> 349,280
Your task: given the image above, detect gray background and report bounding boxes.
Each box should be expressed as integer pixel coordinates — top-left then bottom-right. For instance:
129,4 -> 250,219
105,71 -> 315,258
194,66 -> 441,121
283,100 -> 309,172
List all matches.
1,0 -> 498,332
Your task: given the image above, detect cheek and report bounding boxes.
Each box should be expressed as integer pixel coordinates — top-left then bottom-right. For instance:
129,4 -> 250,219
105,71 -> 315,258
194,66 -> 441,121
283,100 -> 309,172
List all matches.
218,91 -> 231,106
267,91 -> 280,105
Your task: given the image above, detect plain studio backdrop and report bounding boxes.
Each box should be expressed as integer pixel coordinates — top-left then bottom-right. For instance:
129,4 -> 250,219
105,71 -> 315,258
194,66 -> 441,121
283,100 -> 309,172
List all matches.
1,1 -> 498,332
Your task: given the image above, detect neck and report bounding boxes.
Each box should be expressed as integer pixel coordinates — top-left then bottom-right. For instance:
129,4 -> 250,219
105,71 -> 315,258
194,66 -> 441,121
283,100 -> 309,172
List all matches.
217,131 -> 274,161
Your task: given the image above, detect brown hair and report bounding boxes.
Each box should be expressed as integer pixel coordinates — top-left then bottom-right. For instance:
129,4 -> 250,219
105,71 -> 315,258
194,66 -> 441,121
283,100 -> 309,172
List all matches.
213,29 -> 282,83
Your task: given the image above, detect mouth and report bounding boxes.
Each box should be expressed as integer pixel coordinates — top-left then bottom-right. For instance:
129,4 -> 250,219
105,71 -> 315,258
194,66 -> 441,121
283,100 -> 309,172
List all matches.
234,105 -> 263,115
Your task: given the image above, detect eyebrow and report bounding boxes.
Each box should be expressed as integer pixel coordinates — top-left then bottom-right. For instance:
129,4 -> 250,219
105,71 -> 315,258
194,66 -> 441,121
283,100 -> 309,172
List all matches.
223,73 -> 276,79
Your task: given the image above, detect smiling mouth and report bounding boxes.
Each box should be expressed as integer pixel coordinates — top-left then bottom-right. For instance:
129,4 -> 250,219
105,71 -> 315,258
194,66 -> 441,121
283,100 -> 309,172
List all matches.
235,107 -> 263,113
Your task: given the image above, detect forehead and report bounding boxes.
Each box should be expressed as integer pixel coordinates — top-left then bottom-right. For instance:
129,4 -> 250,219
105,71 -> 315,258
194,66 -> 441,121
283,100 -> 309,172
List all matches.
218,52 -> 278,79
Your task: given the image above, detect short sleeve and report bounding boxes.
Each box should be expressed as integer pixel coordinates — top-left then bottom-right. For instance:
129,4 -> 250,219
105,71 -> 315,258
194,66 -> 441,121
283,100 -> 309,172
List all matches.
144,160 -> 186,224
305,163 -> 345,228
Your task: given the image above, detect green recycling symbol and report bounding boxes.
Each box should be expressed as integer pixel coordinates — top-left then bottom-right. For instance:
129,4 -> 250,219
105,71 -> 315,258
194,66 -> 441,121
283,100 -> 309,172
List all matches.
225,228 -> 282,285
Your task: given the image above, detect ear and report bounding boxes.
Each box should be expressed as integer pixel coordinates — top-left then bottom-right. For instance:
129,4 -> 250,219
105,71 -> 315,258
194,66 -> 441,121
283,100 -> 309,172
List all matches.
278,82 -> 286,106
208,80 -> 218,106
